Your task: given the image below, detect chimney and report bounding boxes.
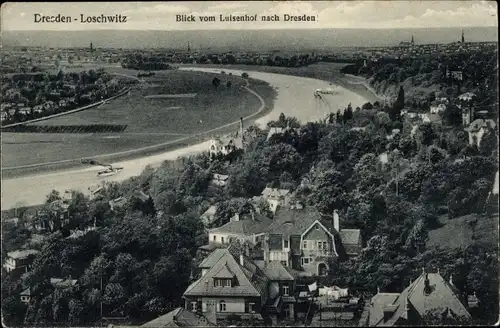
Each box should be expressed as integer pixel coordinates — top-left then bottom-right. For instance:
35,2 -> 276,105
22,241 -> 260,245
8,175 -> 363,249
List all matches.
449,274 -> 454,286
424,273 -> 431,294
263,235 -> 270,264
377,287 -> 380,294
239,253 -> 244,266
232,213 -> 240,222
333,210 -> 340,231
244,242 -> 250,257
251,211 -> 255,221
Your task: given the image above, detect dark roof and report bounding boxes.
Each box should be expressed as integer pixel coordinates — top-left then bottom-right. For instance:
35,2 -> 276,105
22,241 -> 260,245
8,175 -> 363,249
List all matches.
208,213 -> 272,235
269,207 -> 325,237
369,272 -> 471,326
140,307 -> 215,327
212,263 -> 235,279
406,273 -> 471,319
256,261 -> 294,281
199,248 -> 227,268
339,229 -> 361,245
184,246 -> 268,298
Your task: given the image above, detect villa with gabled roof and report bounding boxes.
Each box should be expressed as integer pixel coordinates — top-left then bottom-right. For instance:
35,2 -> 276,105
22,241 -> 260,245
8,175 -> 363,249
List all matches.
184,245 -> 297,324
263,205 -> 362,276
368,269 -> 472,326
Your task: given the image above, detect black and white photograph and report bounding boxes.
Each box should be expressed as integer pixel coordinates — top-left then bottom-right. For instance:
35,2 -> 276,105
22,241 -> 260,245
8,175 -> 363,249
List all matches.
1,1 -> 499,326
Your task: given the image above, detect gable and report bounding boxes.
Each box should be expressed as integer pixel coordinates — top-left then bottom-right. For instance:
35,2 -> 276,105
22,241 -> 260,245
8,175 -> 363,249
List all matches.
301,220 -> 334,241
185,250 -> 261,297
303,222 -> 331,240
406,273 -> 471,320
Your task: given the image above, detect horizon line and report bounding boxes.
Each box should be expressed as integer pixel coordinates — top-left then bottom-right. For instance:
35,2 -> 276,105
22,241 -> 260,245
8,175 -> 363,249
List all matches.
3,26 -> 499,32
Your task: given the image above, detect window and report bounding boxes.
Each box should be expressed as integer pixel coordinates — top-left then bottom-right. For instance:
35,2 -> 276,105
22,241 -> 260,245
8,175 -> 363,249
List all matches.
280,260 -> 288,267
302,240 -> 308,249
315,224 -> 319,230
284,239 -> 289,249
248,302 -> 255,313
317,241 -> 328,250
221,237 -> 225,244
213,235 -> 217,241
214,278 -> 232,287
283,284 -> 290,296
191,302 -> 197,312
219,300 -> 226,312
301,257 -> 311,266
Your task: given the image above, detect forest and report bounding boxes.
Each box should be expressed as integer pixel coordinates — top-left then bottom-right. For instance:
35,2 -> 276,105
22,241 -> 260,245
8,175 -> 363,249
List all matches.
2,89 -> 498,325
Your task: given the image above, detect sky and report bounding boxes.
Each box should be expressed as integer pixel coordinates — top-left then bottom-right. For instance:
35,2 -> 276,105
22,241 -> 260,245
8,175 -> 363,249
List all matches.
1,1 -> 498,31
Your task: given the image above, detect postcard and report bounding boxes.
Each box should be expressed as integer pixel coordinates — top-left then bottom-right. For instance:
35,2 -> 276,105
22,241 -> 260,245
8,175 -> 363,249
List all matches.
1,1 -> 498,327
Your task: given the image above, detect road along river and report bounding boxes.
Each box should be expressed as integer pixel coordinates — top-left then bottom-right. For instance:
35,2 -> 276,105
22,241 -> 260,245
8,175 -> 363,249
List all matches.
1,68 -> 368,210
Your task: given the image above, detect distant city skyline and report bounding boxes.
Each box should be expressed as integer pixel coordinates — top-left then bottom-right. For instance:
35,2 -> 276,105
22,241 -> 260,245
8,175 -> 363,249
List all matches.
1,1 -> 498,31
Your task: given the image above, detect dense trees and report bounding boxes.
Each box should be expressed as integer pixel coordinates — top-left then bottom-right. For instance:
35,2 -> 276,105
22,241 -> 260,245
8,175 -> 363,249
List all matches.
2,92 -> 498,325
2,69 -> 126,125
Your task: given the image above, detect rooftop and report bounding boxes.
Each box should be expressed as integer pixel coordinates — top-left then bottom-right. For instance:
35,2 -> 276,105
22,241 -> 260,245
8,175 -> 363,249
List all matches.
184,246 -> 268,298
369,271 -> 471,326
208,212 -> 272,236
7,249 -> 39,259
140,307 -> 215,327
261,187 -> 290,198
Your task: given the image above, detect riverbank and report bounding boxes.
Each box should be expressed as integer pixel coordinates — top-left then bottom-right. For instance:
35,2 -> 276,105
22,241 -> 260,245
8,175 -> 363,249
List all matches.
1,81 -> 273,178
1,68 -> 370,209
180,62 -> 382,105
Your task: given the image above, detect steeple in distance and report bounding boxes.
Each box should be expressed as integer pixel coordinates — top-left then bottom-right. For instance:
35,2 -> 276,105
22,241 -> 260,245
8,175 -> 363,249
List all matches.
187,41 -> 191,52
461,30 -> 465,43
411,35 -> 414,45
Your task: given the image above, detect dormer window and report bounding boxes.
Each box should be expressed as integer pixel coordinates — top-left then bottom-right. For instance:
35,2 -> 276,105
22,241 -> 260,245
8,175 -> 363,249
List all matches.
214,278 -> 232,287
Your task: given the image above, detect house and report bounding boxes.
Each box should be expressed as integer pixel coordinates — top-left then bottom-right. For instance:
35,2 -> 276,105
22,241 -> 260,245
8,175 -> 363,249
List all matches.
264,206 -> 362,276
207,211 -> 273,246
457,92 -> 476,126
183,245 -> 295,324
31,200 -> 70,232
458,92 -> 476,102
140,307 -> 216,327
20,278 -> 78,304
464,119 -> 496,147
3,249 -> 39,273
131,190 -> 151,202
421,113 -> 442,125
209,118 -> 244,157
260,187 -> 291,214
368,270 -> 472,326
109,197 -> 128,211
209,136 -> 243,157
201,205 -> 218,227
430,103 -> 446,114
212,174 -> 229,187
88,185 -> 103,200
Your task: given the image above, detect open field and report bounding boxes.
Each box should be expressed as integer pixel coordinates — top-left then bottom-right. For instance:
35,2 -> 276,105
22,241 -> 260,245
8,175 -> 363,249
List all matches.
2,67 -> 368,208
426,213 -> 498,250
2,70 -> 270,169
